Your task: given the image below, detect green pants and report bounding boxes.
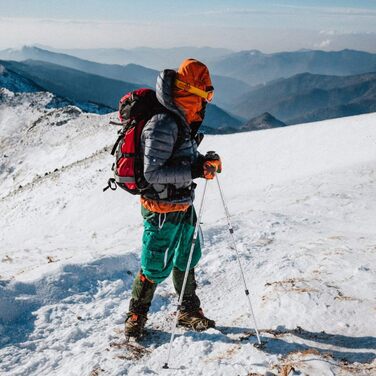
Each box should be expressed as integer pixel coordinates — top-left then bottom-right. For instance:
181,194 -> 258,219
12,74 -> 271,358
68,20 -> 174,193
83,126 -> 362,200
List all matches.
140,205 -> 202,284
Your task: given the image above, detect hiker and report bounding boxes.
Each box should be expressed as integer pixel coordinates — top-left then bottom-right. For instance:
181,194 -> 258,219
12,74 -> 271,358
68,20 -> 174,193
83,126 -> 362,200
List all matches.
124,59 -> 222,338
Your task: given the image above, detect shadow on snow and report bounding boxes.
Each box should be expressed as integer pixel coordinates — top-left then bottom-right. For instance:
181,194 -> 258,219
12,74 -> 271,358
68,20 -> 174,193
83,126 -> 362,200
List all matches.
139,325 -> 376,365
0,253 -> 139,349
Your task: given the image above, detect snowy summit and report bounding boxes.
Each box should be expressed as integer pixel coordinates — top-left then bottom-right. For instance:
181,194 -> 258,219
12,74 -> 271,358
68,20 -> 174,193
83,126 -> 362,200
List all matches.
0,87 -> 376,375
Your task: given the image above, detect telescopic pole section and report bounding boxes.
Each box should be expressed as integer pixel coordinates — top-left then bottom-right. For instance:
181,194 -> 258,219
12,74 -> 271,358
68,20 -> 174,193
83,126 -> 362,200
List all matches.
163,179 -> 209,369
215,175 -> 262,346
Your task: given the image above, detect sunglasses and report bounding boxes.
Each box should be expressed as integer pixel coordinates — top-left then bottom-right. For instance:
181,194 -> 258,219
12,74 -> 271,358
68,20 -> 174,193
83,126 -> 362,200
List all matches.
175,79 -> 214,102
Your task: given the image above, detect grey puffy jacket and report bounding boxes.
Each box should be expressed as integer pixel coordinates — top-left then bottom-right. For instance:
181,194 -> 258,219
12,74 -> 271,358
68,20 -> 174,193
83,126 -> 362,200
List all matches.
140,69 -> 200,204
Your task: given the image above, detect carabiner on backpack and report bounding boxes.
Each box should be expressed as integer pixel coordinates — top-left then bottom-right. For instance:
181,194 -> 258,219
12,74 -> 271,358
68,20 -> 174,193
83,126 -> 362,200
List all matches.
103,178 -> 117,192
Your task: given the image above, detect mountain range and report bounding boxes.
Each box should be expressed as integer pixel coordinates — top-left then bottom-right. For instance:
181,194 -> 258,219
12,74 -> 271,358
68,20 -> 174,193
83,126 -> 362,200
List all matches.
0,46 -> 252,110
0,46 -> 158,87
1,46 -> 376,132
0,57 -> 243,131
211,49 -> 376,86
234,72 -> 376,124
0,59 -> 137,112
45,46 -> 233,69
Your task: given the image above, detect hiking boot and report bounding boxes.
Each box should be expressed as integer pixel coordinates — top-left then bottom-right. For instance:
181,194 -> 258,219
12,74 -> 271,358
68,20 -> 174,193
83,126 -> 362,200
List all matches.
177,308 -> 215,331
124,271 -> 157,339
124,312 -> 148,339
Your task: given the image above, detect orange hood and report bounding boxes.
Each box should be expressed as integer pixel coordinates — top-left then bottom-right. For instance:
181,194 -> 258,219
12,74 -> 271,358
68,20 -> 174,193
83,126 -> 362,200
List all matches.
173,58 -> 213,124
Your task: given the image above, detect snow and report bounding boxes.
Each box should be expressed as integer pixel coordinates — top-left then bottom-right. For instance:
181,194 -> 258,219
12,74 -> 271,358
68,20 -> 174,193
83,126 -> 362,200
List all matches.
0,92 -> 375,375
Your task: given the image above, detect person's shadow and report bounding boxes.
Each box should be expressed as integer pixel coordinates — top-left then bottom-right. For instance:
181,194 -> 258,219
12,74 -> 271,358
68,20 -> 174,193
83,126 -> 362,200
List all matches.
137,324 -> 375,365
217,325 -> 376,364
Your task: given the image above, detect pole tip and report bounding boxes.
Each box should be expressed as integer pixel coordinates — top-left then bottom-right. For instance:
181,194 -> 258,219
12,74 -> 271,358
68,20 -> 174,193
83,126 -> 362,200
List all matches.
162,363 -> 169,369
254,341 -> 266,349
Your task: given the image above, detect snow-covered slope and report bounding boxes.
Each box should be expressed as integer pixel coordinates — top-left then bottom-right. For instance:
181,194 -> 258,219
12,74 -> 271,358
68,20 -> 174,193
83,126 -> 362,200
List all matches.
0,93 -> 375,376
0,88 -> 113,198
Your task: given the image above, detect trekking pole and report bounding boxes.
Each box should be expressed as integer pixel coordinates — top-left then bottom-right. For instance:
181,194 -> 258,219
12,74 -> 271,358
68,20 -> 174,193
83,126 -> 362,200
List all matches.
215,175 -> 262,347
163,179 -> 209,369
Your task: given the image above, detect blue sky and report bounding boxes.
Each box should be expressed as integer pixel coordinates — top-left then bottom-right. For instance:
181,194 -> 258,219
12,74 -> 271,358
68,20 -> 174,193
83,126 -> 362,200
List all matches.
0,0 -> 375,51
1,0 -> 376,21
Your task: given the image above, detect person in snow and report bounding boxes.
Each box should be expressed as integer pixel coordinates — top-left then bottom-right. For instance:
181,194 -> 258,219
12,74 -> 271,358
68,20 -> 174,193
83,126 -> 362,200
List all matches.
125,58 -> 222,338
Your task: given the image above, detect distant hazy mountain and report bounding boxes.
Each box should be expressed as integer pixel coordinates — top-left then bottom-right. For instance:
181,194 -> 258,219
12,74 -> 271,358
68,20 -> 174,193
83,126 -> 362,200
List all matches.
0,59 -> 139,110
241,112 -> 287,132
0,58 -> 242,133
0,46 -> 253,109
0,46 -> 157,87
0,64 -> 43,93
211,49 -> 376,86
201,103 -> 243,133
14,46 -> 376,129
53,46 -> 233,70
210,75 -> 252,110
234,72 -> 376,124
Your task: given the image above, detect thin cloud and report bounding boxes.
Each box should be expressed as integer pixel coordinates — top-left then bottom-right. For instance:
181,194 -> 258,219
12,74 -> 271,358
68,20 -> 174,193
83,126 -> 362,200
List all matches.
0,16 -> 375,53
315,39 -> 332,49
0,16 -> 152,26
188,4 -> 376,17
274,4 -> 376,17
190,5 -> 376,18
188,8 -> 287,16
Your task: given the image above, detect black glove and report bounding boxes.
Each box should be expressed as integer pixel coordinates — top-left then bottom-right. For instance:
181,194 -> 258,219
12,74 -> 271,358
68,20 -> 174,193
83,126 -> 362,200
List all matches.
204,151 -> 220,161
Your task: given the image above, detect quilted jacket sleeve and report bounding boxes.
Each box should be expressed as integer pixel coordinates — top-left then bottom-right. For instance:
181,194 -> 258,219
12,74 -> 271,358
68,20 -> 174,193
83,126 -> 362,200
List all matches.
142,113 -> 192,184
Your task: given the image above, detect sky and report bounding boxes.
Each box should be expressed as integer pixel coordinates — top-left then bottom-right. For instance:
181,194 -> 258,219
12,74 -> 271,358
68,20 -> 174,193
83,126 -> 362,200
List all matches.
0,0 -> 376,52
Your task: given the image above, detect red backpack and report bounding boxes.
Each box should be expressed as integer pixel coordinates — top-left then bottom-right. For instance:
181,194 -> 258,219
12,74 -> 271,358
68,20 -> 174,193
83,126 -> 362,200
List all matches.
103,88 -> 170,194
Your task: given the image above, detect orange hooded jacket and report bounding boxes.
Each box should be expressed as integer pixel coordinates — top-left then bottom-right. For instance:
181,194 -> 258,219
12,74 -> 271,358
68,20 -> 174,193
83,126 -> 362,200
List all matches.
141,59 -> 213,214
